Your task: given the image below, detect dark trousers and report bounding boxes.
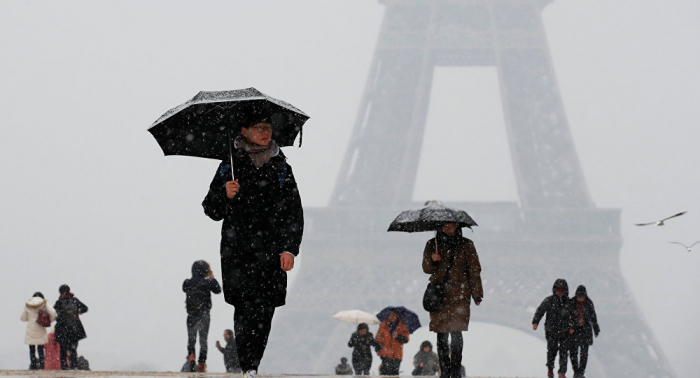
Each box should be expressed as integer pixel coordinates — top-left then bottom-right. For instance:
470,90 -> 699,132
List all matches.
353,366 -> 370,375
234,305 -> 276,372
29,345 -> 45,369
546,332 -> 570,374
379,357 -> 401,375
187,311 -> 211,362
59,340 -> 78,370
437,331 -> 463,378
570,342 -> 590,374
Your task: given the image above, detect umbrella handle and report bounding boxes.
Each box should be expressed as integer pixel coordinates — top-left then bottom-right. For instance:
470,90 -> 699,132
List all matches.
229,130 -> 235,180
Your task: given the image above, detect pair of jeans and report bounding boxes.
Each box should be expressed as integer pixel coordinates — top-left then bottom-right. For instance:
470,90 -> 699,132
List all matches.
437,332 -> 463,378
379,357 -> 401,375
59,341 -> 78,370
546,332 -> 570,374
234,305 -> 276,372
29,345 -> 45,369
187,311 -> 211,362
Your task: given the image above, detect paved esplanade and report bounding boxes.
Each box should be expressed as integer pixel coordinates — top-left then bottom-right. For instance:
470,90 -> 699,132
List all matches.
0,372 -> 529,378
264,1 -> 675,378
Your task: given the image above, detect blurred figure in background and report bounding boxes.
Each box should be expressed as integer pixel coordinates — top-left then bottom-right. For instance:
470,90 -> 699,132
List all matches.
53,284 -> 88,370
532,279 -> 574,378
43,329 -> 61,370
376,311 -> 409,375
412,341 -> 439,376
569,285 -> 600,378
335,357 -> 353,375
183,260 -> 221,372
20,292 -> 56,370
348,323 -> 382,375
216,329 -> 241,373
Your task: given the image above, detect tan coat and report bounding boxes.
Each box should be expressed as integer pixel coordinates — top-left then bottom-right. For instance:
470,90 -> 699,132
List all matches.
422,236 -> 483,332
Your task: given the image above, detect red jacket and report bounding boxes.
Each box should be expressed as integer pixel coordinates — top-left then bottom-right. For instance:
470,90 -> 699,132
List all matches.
375,320 -> 410,360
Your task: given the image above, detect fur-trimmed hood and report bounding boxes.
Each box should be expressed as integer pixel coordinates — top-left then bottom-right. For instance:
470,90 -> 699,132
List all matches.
26,297 -> 46,310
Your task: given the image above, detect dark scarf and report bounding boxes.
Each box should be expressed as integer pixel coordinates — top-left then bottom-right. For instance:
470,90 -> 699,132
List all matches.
234,135 -> 279,168
437,228 -> 463,250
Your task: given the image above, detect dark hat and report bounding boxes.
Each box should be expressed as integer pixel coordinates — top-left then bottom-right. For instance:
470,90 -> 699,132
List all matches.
33,292 -> 44,299
357,323 -> 369,332
575,285 -> 588,297
59,284 -> 70,294
420,340 -> 432,350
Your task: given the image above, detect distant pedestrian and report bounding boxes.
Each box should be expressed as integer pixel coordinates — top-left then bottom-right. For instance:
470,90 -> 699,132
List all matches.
348,323 -> 382,375
183,260 -> 221,372
569,285 -> 600,378
202,118 -> 304,378
216,329 -> 241,373
20,292 -> 57,370
335,357 -> 353,375
422,223 -> 483,378
76,355 -> 90,371
532,279 -> 574,378
412,341 -> 439,376
376,311 -> 410,375
53,285 -> 88,370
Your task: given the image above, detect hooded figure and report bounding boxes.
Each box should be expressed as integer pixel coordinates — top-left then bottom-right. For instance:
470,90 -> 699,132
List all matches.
53,285 -> 88,370
182,260 -> 221,372
412,341 -> 440,376
569,285 -> 600,378
532,279 -> 574,378
348,323 -> 382,375
335,357 -> 354,375
21,292 -> 57,369
202,121 -> 304,377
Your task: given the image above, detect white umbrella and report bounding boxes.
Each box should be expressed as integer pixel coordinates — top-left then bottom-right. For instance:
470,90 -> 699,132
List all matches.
332,310 -> 380,325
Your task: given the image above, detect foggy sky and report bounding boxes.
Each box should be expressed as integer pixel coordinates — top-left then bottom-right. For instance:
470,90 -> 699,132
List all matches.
1,0 -> 699,376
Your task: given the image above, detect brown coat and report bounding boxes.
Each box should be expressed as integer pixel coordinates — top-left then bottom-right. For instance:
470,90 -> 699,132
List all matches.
422,236 -> 483,332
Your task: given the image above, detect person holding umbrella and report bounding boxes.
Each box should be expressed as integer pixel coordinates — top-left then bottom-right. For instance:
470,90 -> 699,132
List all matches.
375,306 -> 420,376
202,115 -> 304,378
422,222 -> 483,378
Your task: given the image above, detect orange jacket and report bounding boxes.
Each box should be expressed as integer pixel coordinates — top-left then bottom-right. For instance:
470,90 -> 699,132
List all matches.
375,319 -> 410,360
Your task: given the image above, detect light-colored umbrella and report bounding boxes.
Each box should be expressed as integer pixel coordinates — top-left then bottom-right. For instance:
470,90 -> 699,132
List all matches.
333,310 -> 380,325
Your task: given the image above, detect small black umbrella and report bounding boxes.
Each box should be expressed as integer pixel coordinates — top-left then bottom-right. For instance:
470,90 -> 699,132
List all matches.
148,87 -> 309,177
387,200 -> 478,233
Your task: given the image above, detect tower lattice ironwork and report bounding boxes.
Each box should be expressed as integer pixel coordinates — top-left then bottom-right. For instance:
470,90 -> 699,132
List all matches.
264,1 -> 675,377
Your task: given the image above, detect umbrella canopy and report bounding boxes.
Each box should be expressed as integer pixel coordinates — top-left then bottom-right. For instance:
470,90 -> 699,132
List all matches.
376,306 -> 421,334
387,200 -> 478,233
332,310 -> 380,325
148,87 -> 310,160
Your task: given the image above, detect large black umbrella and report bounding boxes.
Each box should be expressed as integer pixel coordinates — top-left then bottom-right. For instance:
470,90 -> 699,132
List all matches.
387,200 -> 478,233
148,87 -> 309,164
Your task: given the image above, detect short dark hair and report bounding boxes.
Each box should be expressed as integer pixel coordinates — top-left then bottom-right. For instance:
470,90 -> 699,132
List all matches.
225,329 -> 234,337
420,340 -> 432,350
59,284 -> 70,294
33,292 -> 44,299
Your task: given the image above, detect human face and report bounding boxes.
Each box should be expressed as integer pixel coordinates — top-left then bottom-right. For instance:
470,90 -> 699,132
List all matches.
241,122 -> 273,146
442,222 -> 457,235
555,288 -> 565,297
358,329 -> 367,335
388,311 -> 399,323
577,296 -> 586,302
423,346 -> 431,353
224,332 -> 231,341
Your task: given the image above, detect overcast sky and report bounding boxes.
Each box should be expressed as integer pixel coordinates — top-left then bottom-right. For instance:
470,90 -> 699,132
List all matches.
1,0 -> 699,376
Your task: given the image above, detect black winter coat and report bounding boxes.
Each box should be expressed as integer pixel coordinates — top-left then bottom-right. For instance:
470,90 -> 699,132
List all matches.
183,260 -> 221,314
202,147 -> 303,308
348,332 -> 381,369
570,298 -> 600,345
532,279 -> 574,336
53,295 -> 88,344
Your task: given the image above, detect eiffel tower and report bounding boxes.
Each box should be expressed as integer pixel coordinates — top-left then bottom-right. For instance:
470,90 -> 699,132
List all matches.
265,1 -> 675,377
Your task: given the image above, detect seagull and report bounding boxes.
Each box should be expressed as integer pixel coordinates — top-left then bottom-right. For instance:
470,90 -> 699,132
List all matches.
635,211 -> 687,226
669,241 -> 700,252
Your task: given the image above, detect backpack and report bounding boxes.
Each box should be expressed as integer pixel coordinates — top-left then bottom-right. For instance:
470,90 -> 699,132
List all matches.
59,298 -> 80,326
36,309 -> 51,327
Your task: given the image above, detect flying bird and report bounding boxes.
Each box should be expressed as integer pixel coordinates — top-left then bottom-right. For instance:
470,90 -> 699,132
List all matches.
635,211 -> 687,226
669,241 -> 700,252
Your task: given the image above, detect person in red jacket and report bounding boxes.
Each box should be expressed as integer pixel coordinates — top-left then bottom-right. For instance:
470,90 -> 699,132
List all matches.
375,311 -> 410,375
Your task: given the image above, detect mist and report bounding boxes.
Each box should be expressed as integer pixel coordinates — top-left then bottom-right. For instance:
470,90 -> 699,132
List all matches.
1,1 -> 699,377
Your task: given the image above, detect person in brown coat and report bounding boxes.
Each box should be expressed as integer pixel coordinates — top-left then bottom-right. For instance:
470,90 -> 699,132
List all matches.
422,223 -> 483,378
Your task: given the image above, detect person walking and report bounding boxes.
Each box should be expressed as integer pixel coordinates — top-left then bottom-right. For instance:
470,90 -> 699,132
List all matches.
183,260 -> 221,372
53,284 -> 88,370
422,223 -> 483,378
412,341 -> 439,376
348,323 -> 382,375
216,329 -> 241,373
375,311 -> 410,375
202,118 -> 304,378
569,285 -> 600,378
335,357 -> 354,375
20,292 -> 57,370
532,279 -> 575,378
